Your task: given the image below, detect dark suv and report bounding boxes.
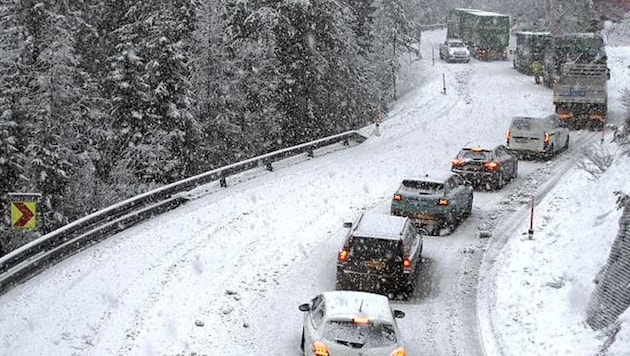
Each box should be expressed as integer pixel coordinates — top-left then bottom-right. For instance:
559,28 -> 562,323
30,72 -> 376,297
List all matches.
336,212 -> 423,299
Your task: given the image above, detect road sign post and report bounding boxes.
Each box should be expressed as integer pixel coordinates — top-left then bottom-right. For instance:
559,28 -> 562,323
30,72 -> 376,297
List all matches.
8,192 -> 42,231
528,196 -> 534,239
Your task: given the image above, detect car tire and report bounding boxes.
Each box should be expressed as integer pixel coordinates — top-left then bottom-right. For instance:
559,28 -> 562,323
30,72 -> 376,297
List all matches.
445,210 -> 458,232
335,273 -> 345,290
564,136 -> 569,151
512,163 -> 518,180
300,330 -> 305,352
463,199 -> 473,218
494,172 -> 504,190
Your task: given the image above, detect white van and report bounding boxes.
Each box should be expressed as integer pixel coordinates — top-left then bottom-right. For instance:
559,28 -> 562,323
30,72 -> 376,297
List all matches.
506,114 -> 570,158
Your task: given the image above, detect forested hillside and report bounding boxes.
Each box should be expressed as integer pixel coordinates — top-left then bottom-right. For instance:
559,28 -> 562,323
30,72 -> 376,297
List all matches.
0,0 -> 596,255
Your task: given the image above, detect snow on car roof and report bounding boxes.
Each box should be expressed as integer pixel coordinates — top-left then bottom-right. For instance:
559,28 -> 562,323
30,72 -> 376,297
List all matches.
353,212 -> 407,240
403,170 -> 453,184
322,291 -> 394,322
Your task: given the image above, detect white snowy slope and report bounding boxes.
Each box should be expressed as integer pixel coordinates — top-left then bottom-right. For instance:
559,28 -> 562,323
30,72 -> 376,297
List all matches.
0,28 -> 629,356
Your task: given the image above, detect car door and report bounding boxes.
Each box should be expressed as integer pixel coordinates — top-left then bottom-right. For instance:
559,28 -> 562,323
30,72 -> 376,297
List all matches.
447,176 -> 465,215
549,115 -> 566,153
404,224 -> 423,273
496,145 -> 516,177
454,174 -> 472,211
304,295 -> 326,350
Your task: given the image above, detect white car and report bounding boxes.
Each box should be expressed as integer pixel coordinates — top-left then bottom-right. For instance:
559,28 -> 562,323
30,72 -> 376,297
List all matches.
299,291 -> 407,356
506,114 -> 570,159
439,39 -> 471,63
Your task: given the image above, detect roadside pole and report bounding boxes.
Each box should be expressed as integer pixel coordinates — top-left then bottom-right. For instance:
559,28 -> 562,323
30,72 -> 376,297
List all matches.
528,196 -> 534,239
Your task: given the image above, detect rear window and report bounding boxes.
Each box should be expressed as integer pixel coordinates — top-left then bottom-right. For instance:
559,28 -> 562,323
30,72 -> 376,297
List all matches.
402,180 -> 443,194
511,117 -> 547,131
349,237 -> 402,261
323,320 -> 398,348
458,150 -> 492,160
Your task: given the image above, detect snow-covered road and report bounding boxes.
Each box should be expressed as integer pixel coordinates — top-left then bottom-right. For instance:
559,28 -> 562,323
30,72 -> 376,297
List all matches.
0,29 -> 612,356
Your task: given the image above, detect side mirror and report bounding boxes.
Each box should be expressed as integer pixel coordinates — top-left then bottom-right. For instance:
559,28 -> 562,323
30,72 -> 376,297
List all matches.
393,310 -> 406,319
343,222 -> 352,228
299,303 -> 311,312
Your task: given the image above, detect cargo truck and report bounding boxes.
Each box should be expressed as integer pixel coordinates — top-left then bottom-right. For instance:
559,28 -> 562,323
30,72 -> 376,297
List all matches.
543,33 -> 610,129
553,62 -> 609,129
446,8 -> 510,61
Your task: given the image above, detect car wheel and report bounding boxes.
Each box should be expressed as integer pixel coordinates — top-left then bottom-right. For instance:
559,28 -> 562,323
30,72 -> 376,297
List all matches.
497,172 -> 506,190
464,199 -> 473,218
564,136 -> 569,150
512,162 -> 518,180
335,273 -> 345,290
445,210 -> 458,231
300,330 -> 305,352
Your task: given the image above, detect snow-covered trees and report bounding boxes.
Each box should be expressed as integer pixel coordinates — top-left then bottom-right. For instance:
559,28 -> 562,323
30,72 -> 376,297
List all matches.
0,0 -> 421,254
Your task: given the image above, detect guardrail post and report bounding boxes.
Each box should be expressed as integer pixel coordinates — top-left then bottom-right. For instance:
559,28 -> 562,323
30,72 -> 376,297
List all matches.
265,161 -> 273,171
343,137 -> 349,146
307,150 -> 314,158
220,177 -> 227,188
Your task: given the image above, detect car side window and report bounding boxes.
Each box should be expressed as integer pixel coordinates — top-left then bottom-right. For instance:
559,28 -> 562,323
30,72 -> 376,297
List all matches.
311,298 -> 325,328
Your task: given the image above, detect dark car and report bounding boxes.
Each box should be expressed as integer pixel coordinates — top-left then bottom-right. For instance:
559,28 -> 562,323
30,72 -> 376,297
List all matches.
451,145 -> 518,190
336,212 -> 423,299
390,170 -> 473,235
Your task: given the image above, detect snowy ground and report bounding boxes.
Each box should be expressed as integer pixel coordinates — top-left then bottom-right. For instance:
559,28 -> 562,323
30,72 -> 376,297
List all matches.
0,29 -> 629,356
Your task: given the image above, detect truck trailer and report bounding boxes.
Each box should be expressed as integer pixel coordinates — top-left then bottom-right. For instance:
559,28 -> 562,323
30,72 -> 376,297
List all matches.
553,62 -> 609,129
446,8 -> 510,61
543,33 -> 609,129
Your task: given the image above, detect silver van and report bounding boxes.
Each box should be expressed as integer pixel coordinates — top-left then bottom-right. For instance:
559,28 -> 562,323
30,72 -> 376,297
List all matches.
506,114 -> 570,158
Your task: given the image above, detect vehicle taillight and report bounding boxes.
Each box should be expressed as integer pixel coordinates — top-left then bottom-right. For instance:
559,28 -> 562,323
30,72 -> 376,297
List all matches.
438,199 -> 450,206
590,113 -> 605,122
451,159 -> 465,168
313,341 -> 330,356
484,161 -> 499,171
558,112 -> 572,122
393,194 -> 403,202
338,250 -> 350,263
543,132 -> 552,150
390,348 -> 407,356
403,256 -> 413,273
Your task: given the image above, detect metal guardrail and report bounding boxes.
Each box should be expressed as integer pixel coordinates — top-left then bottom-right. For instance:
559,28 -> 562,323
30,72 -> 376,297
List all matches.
0,130 -> 367,295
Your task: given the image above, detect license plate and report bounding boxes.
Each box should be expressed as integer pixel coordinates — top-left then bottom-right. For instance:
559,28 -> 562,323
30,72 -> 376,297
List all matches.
365,260 -> 386,269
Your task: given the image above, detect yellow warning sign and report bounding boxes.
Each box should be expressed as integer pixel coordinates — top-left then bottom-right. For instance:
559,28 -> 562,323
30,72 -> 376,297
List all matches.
11,201 -> 37,230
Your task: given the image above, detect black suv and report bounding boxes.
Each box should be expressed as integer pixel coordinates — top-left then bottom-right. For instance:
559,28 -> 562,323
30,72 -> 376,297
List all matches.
336,212 -> 424,298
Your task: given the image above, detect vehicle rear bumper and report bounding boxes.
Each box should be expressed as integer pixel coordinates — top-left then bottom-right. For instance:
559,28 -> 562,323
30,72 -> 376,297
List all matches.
337,268 -> 410,293
391,208 -> 449,231
451,169 -> 496,184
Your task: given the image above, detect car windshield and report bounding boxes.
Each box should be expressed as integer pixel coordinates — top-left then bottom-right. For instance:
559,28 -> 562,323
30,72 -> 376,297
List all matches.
323,320 -> 397,348
449,41 -> 464,47
402,180 -> 444,194
459,150 -> 492,160
349,237 -> 402,260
